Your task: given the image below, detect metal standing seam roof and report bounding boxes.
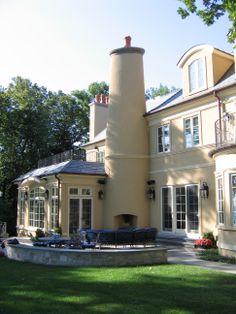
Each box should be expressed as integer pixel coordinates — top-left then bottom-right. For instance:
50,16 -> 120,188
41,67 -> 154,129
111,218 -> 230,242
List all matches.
145,65 -> 236,116
14,160 -> 106,183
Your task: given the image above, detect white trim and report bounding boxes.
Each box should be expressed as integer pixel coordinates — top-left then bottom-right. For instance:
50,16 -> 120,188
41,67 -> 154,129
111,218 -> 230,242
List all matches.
150,162 -> 214,174
105,154 -> 149,159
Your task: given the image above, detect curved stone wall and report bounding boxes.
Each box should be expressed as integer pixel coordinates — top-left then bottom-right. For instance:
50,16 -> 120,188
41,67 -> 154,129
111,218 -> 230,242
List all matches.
4,244 -> 167,267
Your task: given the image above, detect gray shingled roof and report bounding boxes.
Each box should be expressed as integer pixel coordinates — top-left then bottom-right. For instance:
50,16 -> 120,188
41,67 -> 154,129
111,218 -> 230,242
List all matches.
15,160 -> 106,182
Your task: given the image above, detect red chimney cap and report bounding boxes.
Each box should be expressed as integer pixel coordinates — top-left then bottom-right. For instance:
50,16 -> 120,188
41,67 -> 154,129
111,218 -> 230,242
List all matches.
124,36 -> 131,47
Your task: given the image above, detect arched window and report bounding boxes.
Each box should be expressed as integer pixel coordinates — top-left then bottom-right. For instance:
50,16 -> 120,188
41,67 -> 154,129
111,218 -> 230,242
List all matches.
29,187 -> 45,228
188,58 -> 206,93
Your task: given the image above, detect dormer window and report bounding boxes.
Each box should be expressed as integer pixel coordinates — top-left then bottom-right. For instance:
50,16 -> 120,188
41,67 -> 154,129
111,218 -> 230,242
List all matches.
188,58 -> 206,93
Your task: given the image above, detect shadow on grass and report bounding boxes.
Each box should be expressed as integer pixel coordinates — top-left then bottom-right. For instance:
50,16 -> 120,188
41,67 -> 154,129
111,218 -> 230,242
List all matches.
0,257 -> 236,314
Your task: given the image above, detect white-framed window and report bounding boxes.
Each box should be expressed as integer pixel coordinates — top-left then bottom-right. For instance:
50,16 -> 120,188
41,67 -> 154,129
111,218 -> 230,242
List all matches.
19,190 -> 25,225
68,186 -> 92,233
157,124 -> 170,153
29,187 -> 45,228
161,187 -> 172,231
51,187 -> 59,229
217,177 -> 224,224
184,115 -> 200,148
188,58 -> 206,93
231,174 -> 236,225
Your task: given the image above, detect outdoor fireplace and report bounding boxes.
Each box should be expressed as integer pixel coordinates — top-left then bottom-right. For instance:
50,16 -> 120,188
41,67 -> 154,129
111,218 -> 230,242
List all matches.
114,214 -> 137,229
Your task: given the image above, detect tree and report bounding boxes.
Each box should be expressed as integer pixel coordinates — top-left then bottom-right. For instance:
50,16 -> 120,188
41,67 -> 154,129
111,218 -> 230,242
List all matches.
145,84 -> 177,100
178,0 -> 236,43
88,81 -> 109,98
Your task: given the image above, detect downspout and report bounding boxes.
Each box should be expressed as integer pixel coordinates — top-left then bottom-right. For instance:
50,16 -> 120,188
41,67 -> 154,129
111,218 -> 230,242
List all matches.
213,90 -> 222,146
55,174 -> 61,229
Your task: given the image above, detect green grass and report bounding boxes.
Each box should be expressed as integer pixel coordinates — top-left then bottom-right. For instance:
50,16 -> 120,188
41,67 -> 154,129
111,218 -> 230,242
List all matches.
197,248 -> 236,264
1,257 -> 236,314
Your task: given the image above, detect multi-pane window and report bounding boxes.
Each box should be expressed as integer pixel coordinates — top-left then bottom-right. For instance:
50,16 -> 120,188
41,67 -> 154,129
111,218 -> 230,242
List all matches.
176,187 -> 186,230
29,187 -> 45,228
184,116 -> 199,148
162,187 -> 172,231
189,58 -> 205,93
19,191 -> 25,225
231,175 -> 236,225
217,177 -> 224,224
158,124 -> 170,153
187,185 -> 199,231
51,187 -> 59,229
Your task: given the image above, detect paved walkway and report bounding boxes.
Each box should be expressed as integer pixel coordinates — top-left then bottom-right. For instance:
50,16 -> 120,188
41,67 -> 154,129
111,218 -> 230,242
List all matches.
165,243 -> 236,274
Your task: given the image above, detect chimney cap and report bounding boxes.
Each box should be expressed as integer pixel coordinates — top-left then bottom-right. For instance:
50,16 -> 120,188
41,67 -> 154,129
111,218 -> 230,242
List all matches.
124,36 -> 131,47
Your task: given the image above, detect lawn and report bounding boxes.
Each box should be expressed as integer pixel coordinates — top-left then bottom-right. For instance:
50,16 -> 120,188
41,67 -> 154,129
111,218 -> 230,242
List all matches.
0,257 -> 236,314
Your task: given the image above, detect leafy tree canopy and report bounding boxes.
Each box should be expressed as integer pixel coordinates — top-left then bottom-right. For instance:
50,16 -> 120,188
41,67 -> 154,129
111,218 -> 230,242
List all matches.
178,0 -> 236,43
145,84 -> 177,100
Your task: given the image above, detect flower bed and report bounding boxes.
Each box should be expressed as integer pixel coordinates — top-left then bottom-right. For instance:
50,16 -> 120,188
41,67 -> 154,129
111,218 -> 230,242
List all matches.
194,238 -> 213,249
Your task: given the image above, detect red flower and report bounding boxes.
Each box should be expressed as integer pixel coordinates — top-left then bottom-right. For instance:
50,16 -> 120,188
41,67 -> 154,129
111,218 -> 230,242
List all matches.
195,238 -> 213,248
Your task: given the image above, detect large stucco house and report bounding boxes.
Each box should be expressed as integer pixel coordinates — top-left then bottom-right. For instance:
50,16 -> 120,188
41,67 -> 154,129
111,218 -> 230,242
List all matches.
15,37 -> 236,257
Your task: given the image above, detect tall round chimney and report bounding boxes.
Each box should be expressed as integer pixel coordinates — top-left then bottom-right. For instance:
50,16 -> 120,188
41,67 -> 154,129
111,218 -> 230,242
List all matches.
104,36 -> 149,228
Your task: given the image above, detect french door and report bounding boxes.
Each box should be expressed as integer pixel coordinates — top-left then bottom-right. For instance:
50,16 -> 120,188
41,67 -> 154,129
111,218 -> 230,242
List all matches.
69,198 -> 92,234
175,185 -> 199,233
162,184 -> 199,234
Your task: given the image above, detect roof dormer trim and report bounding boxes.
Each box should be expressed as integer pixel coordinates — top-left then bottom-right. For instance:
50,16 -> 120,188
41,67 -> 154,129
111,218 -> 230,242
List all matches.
177,44 -> 214,68
177,44 -> 234,69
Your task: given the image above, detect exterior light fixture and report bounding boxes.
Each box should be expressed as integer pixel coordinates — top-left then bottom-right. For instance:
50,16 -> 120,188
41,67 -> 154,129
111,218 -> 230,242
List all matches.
98,190 -> 104,200
200,182 -> 209,199
24,191 -> 28,201
147,188 -> 155,200
97,178 -> 106,200
45,189 -> 49,200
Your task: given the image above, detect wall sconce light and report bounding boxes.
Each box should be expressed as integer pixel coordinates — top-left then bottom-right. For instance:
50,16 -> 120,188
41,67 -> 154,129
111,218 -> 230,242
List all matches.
0,191 -> 3,198
98,190 -> 104,200
147,180 -> 155,185
97,178 -> 106,200
147,188 -> 155,200
45,189 -> 49,200
24,191 -> 28,201
200,182 -> 209,199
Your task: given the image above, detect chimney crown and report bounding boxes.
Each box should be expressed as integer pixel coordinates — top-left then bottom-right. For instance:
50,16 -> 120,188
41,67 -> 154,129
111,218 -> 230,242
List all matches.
124,36 -> 131,47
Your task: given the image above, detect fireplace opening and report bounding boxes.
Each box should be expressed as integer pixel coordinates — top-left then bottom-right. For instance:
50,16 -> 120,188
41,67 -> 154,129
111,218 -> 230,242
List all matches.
114,214 -> 137,229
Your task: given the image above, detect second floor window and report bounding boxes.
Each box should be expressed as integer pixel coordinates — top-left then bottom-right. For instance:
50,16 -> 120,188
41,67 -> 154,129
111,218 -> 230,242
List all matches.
189,58 -> 205,93
184,116 -> 199,148
158,124 -> 170,153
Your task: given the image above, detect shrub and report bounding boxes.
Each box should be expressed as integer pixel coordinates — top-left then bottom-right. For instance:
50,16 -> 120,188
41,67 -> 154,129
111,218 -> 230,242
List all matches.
53,226 -> 62,235
35,228 -> 45,239
202,231 -> 217,247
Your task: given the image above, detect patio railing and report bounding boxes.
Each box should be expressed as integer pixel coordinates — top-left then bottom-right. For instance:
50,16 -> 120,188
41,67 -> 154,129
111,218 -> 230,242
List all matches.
38,148 -> 86,168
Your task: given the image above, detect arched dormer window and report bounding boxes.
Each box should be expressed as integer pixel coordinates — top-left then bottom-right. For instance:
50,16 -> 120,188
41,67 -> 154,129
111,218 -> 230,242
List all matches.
188,58 -> 206,93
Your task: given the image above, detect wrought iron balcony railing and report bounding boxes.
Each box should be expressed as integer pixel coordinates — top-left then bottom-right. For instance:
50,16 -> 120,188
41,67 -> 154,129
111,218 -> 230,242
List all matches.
38,148 -> 86,168
215,112 -> 236,148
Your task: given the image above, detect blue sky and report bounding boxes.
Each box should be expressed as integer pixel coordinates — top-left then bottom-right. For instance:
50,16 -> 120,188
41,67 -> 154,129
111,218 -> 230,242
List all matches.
0,0 -> 233,93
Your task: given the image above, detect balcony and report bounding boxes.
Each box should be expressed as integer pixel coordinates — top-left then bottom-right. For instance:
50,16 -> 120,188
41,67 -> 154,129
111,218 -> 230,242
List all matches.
38,149 -> 86,168
215,112 -> 236,149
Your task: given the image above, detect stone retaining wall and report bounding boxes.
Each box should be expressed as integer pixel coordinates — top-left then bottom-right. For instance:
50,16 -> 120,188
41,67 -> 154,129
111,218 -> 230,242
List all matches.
4,244 -> 167,266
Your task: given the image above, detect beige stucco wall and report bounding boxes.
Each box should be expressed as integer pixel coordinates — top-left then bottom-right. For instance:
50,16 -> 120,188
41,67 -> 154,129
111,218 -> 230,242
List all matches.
104,45 -> 150,229
89,102 -> 108,142
147,92 -> 220,237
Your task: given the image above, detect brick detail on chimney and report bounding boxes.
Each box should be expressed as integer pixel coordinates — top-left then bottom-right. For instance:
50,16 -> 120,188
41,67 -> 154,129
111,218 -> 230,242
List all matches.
95,94 -> 109,104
